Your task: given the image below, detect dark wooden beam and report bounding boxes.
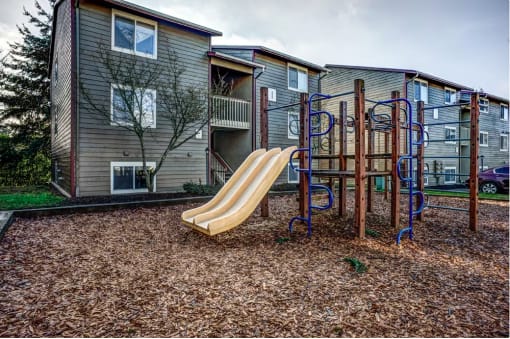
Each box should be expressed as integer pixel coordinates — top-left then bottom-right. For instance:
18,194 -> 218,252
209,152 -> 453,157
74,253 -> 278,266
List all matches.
260,87 -> 269,217
354,79 -> 366,239
299,93 -> 310,219
391,91 -> 401,229
338,101 -> 347,216
469,92 -> 480,231
416,100 -> 425,222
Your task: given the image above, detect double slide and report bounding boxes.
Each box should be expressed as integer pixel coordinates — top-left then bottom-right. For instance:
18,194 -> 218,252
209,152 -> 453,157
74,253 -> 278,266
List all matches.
181,146 -> 297,236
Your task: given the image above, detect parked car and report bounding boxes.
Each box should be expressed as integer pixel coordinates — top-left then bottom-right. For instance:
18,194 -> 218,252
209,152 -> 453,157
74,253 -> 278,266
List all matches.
478,165 -> 509,194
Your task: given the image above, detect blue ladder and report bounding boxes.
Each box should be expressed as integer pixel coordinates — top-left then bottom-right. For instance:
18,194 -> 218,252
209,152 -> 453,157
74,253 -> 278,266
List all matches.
289,93 -> 335,236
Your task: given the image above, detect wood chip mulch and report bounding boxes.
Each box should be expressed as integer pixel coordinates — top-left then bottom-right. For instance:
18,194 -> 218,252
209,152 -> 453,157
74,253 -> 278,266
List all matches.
0,192 -> 508,337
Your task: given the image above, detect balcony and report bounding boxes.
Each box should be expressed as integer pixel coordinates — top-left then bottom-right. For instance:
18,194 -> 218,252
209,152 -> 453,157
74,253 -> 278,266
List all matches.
211,95 -> 251,129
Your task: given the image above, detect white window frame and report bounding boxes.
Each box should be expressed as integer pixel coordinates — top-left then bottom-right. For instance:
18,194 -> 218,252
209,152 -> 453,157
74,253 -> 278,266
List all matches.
287,63 -> 308,93
500,133 -> 509,151
111,9 -> 158,59
111,84 -> 157,128
479,131 -> 488,147
111,161 -> 156,194
444,87 -> 456,104
413,164 -> 429,187
500,104 -> 508,121
479,98 -> 489,114
268,88 -> 277,102
413,79 -> 428,104
423,126 -> 429,148
53,56 -> 58,87
288,111 -> 299,139
444,166 -> 457,184
288,159 -> 299,183
444,126 -> 457,144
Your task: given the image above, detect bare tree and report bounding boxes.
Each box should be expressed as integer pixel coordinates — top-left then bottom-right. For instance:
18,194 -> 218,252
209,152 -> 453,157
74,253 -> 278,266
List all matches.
81,45 -> 208,192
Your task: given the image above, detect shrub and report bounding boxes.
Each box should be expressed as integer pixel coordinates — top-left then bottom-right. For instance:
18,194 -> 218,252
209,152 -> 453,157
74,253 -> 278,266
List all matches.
182,181 -> 220,196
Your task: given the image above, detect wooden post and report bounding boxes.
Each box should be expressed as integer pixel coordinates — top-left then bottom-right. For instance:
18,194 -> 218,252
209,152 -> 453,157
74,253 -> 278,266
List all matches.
416,101 -> 425,221
328,115 -> 336,191
260,87 -> 269,217
299,93 -> 310,218
338,101 -> 347,216
469,92 -> 480,231
391,91 -> 401,229
367,109 -> 374,212
384,132 -> 390,200
354,79 -> 366,239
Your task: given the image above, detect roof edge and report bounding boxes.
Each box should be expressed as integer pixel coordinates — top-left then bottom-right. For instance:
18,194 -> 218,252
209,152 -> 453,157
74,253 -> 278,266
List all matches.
213,45 -> 328,72
102,0 -> 222,36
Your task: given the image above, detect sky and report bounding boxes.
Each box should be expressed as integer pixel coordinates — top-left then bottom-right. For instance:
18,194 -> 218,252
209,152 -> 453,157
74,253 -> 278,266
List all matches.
0,0 -> 508,98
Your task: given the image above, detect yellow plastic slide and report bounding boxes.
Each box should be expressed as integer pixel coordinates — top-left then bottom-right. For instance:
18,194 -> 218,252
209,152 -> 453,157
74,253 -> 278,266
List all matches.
181,146 -> 297,236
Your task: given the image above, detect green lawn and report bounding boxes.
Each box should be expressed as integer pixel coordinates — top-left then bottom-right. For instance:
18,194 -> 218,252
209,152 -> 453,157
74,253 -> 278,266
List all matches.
0,186 -> 65,210
424,189 -> 509,201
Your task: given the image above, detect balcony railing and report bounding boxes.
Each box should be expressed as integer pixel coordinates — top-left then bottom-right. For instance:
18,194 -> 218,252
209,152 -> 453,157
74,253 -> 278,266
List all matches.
210,149 -> 233,185
211,95 -> 251,129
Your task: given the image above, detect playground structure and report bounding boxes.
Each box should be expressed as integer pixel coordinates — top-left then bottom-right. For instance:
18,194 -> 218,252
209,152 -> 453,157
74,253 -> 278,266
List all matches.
181,146 -> 297,235
182,78 -> 481,244
261,78 -> 481,244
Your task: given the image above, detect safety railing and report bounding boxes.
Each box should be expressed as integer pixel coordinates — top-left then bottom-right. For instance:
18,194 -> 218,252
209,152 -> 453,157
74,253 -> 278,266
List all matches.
210,150 -> 233,185
211,95 -> 251,129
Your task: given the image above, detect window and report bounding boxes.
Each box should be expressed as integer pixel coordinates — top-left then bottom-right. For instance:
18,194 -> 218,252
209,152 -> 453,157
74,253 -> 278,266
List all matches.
111,85 -> 156,128
500,134 -> 509,151
54,104 -> 59,135
501,104 -> 508,121
479,98 -> 489,114
288,64 -> 308,92
268,88 -> 277,102
112,11 -> 157,58
53,57 -> 58,87
433,108 -> 438,120
479,131 -> 488,147
288,111 -> 299,139
423,126 -> 429,148
111,161 -> 156,193
444,87 -> 456,104
413,164 -> 429,186
495,166 -> 509,174
444,167 -> 456,184
445,126 -> 457,144
414,80 -> 428,104
288,159 -> 299,183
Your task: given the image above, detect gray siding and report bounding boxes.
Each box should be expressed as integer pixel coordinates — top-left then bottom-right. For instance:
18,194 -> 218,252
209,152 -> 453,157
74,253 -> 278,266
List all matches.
77,3 -> 210,196
407,80 -> 509,185
321,67 -> 405,172
51,0 -> 73,195
253,52 -> 320,185
480,100 -> 509,168
406,80 -> 466,185
211,48 -> 254,62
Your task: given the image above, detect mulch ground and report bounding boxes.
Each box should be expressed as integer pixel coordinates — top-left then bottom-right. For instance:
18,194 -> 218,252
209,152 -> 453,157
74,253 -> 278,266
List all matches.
0,192 -> 508,337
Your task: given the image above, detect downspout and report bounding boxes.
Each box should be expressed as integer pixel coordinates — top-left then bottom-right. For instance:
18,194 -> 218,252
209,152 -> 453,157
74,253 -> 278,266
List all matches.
403,71 -> 419,184
70,0 -> 78,197
75,2 -> 80,197
251,50 -> 257,150
253,65 -> 265,151
207,42 -> 212,185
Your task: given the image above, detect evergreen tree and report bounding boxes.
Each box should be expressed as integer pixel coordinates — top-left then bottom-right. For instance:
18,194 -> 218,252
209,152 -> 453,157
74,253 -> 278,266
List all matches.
0,1 -> 54,185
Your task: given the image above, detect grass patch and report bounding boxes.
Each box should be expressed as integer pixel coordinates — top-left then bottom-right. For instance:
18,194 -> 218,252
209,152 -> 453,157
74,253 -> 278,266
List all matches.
343,257 -> 368,273
424,189 -> 508,201
365,228 -> 380,238
0,187 -> 65,210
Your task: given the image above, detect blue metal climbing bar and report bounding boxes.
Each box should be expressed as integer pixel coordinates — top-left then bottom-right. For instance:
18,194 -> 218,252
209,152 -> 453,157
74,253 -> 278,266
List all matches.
371,98 -> 425,244
288,93 -> 335,236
